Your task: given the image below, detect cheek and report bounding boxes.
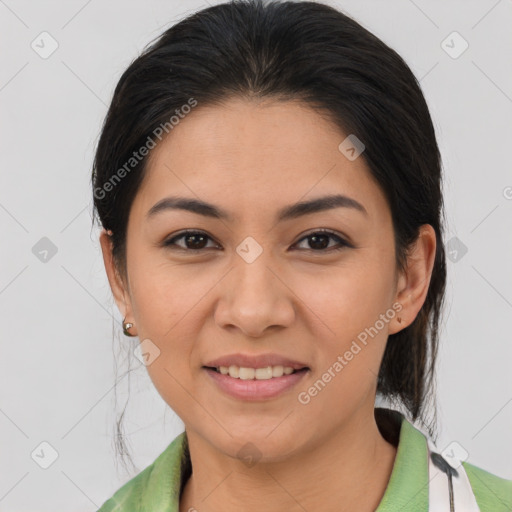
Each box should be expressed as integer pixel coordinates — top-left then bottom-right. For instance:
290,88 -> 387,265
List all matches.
125,266 -> 196,393
296,263 -> 393,335
127,255 -> 211,340
293,261 -> 394,381
129,271 -> 202,416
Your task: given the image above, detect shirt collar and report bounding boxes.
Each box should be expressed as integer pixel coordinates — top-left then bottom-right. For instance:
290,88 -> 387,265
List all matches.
375,408 -> 430,511
144,407 -> 430,511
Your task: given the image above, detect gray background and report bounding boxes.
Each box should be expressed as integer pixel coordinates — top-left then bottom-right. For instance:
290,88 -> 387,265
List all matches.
1,0 -> 511,510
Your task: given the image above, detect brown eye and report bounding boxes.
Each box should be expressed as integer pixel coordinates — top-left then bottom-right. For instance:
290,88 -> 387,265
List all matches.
162,229 -> 352,253
293,230 -> 351,252
164,231 -> 220,251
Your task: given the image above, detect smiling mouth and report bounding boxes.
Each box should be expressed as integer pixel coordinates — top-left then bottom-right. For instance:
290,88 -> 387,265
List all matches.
203,365 -> 309,380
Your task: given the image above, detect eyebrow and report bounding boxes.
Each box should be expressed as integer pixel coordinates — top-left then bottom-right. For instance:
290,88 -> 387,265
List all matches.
146,194 -> 368,222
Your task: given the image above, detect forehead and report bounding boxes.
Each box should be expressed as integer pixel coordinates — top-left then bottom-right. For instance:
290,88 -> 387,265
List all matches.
132,98 -> 388,223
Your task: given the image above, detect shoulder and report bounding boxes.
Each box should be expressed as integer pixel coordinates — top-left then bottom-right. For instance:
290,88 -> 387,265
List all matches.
96,463 -> 153,512
96,431 -> 187,512
463,460 -> 512,512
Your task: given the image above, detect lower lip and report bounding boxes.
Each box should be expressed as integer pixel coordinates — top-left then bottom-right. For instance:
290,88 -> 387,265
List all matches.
203,367 -> 309,401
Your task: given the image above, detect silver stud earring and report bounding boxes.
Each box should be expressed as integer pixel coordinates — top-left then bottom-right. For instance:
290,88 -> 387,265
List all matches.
122,317 -> 137,337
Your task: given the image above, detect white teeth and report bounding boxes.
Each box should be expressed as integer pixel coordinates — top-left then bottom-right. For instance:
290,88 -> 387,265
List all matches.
216,365 -> 302,379
255,367 -> 273,379
239,367 -> 255,380
272,365 -> 284,378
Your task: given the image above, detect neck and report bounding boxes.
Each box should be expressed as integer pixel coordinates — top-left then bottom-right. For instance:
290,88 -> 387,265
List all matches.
179,407 -> 398,512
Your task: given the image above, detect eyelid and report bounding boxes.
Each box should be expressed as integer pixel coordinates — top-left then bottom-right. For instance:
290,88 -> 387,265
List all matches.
292,228 -> 353,250
163,229 -> 221,250
163,228 -> 353,252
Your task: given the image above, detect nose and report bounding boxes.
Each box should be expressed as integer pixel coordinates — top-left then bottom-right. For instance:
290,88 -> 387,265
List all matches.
214,251 -> 296,338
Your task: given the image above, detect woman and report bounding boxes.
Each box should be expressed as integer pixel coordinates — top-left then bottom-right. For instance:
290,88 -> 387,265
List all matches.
92,1 -> 512,510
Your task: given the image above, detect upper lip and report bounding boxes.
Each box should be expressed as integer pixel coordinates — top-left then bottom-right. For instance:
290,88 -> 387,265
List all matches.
204,353 -> 309,370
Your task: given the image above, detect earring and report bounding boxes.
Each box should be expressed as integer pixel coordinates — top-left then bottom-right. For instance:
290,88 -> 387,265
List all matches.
122,317 -> 137,337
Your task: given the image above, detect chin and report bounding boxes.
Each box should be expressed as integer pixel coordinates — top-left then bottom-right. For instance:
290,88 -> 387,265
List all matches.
219,431 -> 302,465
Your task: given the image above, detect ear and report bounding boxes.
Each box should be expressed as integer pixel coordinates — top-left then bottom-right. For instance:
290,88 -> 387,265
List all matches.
99,229 -> 137,336
389,224 -> 437,335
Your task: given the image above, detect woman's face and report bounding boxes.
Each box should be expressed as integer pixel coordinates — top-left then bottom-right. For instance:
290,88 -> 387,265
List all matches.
101,97 -> 433,462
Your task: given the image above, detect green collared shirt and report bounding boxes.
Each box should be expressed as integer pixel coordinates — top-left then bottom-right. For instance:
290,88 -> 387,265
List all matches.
97,409 -> 512,511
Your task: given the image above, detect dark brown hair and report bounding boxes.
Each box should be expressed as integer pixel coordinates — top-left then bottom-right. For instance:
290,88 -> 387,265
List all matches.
92,0 -> 447,472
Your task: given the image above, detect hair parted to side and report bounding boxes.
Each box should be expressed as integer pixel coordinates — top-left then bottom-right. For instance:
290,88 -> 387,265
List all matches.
91,0 -> 447,472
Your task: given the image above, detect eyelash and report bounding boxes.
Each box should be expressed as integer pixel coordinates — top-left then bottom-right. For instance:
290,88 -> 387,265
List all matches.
162,229 -> 352,253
